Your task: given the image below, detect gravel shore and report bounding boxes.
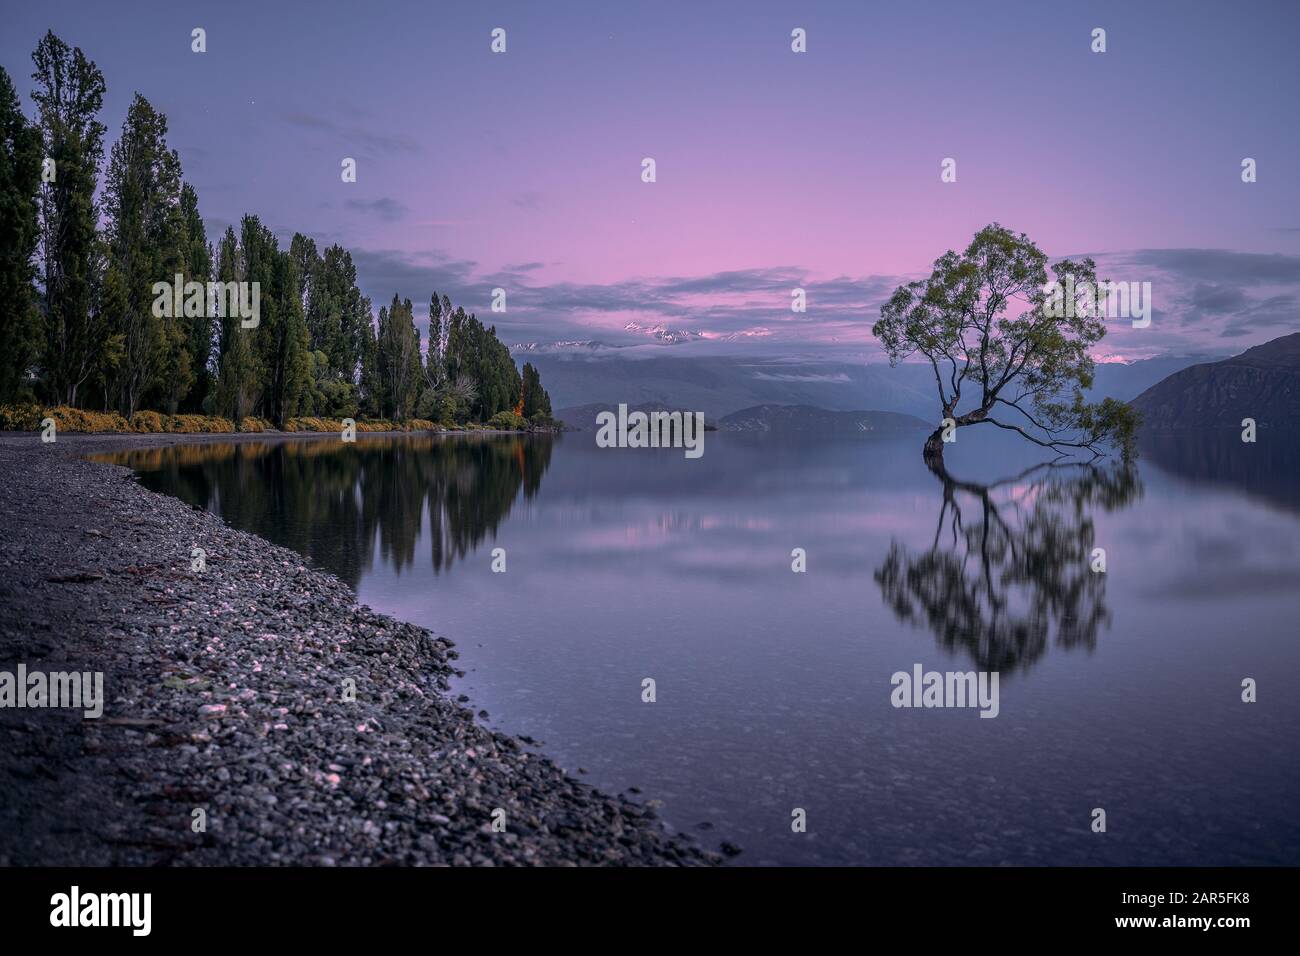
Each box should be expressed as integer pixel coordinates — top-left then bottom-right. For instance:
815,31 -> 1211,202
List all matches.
0,433 -> 717,866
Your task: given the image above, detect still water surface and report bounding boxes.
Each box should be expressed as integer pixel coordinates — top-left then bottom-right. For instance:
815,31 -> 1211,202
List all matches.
102,430 -> 1300,865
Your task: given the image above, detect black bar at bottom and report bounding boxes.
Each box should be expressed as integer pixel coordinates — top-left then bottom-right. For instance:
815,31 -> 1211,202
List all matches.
0,866 -> 1291,941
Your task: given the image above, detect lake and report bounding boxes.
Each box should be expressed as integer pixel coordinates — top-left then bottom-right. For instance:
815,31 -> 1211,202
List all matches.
99,428 -> 1300,865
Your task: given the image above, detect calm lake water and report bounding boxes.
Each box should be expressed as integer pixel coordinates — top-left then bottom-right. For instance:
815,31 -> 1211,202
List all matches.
102,429 -> 1300,865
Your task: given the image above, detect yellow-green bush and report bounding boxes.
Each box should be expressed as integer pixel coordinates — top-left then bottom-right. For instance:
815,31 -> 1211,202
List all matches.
169,414 -> 234,433
0,405 -> 241,434
0,403 -> 45,431
130,410 -> 165,433
284,417 -> 394,433
0,405 -> 446,435
46,406 -> 131,433
127,411 -> 234,433
284,417 -> 328,432
487,411 -> 528,431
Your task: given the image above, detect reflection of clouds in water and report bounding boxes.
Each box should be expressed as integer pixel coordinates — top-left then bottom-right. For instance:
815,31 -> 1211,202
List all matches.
1111,495 -> 1300,600
556,492 -> 933,580
1143,568 -> 1300,599
570,511 -> 772,543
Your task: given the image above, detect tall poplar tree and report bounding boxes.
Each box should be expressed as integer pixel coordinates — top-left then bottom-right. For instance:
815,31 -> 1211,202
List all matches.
31,31 -> 106,405
212,225 -> 261,422
179,183 -> 211,411
376,294 -> 422,420
102,94 -> 187,415
0,66 -> 43,402
521,362 -> 551,421
241,217 -> 310,425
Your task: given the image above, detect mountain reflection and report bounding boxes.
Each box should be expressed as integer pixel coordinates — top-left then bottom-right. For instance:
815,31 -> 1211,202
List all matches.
875,462 -> 1142,673
98,435 -> 555,587
1140,429 -> 1300,514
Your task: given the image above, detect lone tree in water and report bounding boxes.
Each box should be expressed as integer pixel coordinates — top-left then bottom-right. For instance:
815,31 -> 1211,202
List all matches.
873,224 -> 1138,474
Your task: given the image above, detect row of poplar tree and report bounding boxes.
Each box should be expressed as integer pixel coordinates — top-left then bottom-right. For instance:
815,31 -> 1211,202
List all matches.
0,32 -> 552,427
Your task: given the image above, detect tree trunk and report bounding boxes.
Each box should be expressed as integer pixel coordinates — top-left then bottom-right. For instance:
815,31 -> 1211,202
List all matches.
923,426 -> 946,472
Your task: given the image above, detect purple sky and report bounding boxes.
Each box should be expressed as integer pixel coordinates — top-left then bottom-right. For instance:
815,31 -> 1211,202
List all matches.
4,0 -> 1299,361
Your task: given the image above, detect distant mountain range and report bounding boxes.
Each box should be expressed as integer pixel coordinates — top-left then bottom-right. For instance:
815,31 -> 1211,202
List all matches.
521,351 -> 1215,422
717,405 -> 928,434
526,334 -> 1300,435
512,323 -> 768,353
555,401 -> 717,431
556,400 -> 927,436
1131,332 -> 1300,429
511,340 -> 617,355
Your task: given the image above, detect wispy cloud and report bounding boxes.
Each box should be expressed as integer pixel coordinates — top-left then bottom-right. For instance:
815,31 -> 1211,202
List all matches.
344,197 -> 409,222
344,246 -> 1300,361
277,110 -> 422,155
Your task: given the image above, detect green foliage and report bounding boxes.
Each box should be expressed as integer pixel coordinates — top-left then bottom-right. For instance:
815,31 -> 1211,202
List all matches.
214,215 -> 313,427
375,294 -> 422,420
311,243 -> 371,380
305,349 -> 359,418
102,93 -> 188,416
179,183 -> 211,411
212,225 -> 262,422
0,67 -> 43,402
487,410 -> 527,430
261,229 -> 312,424
873,223 -> 1137,463
521,361 -> 551,421
0,402 -> 44,430
31,31 -> 106,406
357,314 -> 382,418
440,303 -> 521,422
6,31 -> 554,429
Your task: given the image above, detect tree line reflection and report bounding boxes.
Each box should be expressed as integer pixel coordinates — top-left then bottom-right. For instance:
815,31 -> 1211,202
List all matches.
100,435 -> 555,587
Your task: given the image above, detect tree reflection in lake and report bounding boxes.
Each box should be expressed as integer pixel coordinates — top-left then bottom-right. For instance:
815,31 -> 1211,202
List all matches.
98,435 -> 555,587
875,461 -> 1142,673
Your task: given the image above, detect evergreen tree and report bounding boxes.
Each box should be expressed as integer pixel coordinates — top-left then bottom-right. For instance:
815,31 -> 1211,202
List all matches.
0,65 -> 43,402
331,247 -> 370,382
102,93 -> 188,415
86,237 -> 125,410
296,238 -> 367,414
10,33 -> 556,428
426,291 -> 445,380
376,294 -> 422,420
31,31 -> 106,406
226,216 -> 310,425
357,300 -> 381,417
213,225 -> 261,422
180,183 -> 211,411
521,362 -> 551,421
266,237 -> 311,424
